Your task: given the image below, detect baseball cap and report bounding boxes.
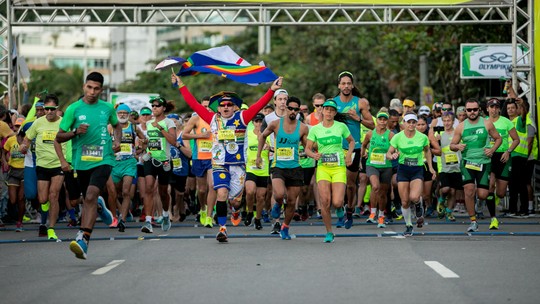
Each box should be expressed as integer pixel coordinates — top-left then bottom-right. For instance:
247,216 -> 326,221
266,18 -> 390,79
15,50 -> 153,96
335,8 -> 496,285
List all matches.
403,99 -> 415,108
167,113 -> 180,120
253,113 -> 265,122
487,98 -> 501,107
322,99 -> 338,110
116,103 -> 131,113
456,106 -> 465,114
35,101 -> 44,108
140,107 -> 152,115
377,112 -> 389,119
432,102 -> 443,111
418,105 -> 430,116
403,113 -> 418,122
273,89 -> 288,99
15,117 -> 24,126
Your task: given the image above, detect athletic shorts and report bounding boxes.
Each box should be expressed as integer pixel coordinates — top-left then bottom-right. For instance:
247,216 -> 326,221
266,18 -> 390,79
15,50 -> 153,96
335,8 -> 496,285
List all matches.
359,155 -> 367,174
439,172 -> 463,190
36,166 -> 63,181
137,163 -> 146,178
246,172 -> 269,188
396,165 -> 424,182
7,167 -> 24,186
271,167 -> 304,187
143,159 -> 171,185
490,152 -> 511,181
23,166 -> 37,200
303,167 -> 315,186
64,169 -> 81,201
191,159 -> 212,178
423,163 -> 433,182
345,148 -> 362,172
316,165 -> 346,184
111,157 -> 137,183
170,174 -> 187,193
76,165 -> 112,198
212,164 -> 246,201
460,160 -> 491,189
366,166 -> 392,185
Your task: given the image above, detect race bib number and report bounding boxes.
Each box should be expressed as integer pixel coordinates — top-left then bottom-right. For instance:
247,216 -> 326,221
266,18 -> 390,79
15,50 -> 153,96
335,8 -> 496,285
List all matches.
444,153 -> 458,165
148,139 -> 162,151
404,157 -> 418,166
370,152 -> 386,165
119,143 -> 133,154
321,153 -> 339,166
81,145 -> 104,162
249,159 -> 259,170
218,129 -> 235,141
42,130 -> 57,144
199,140 -> 213,153
465,160 -> 483,171
276,148 -> 294,161
172,158 -> 182,169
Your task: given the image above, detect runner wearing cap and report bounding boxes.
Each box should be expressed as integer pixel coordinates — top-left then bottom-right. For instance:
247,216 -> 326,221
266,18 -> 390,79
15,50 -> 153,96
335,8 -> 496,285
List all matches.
135,106 -> 152,222
305,99 -> 354,243
387,112 -> 436,236
182,96 -> 217,227
173,73 -> 283,242
362,108 -> 394,228
450,98 -> 502,232
245,113 -> 270,230
332,71 -> 374,229
257,96 -> 309,240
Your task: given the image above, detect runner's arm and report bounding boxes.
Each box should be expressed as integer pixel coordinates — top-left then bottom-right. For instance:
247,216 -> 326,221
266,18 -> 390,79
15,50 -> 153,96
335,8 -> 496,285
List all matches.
173,74 -> 213,124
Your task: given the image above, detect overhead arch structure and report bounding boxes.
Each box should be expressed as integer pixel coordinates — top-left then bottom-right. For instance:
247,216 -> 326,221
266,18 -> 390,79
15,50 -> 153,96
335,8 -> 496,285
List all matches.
0,0 -> 535,109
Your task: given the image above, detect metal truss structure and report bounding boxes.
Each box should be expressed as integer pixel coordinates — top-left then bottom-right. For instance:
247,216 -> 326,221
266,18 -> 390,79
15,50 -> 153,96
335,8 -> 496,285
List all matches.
0,0 -> 535,105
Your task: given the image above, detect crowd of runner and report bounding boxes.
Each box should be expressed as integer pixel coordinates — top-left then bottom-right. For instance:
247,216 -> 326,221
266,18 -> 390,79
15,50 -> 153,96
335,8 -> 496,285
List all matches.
0,71 -> 537,259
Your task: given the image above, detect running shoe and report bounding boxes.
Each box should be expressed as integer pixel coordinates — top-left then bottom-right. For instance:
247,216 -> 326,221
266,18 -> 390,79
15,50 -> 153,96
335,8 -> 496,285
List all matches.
489,217 -> 499,230
437,200 -> 446,219
467,221 -> 479,232
199,210 -> 207,225
344,217 -> 353,229
316,209 -> 323,219
300,206 -> 309,221
70,231 -> 88,260
118,219 -> 126,232
271,222 -> 281,235
126,211 -> 134,222
323,232 -> 335,243
155,216 -> 164,225
415,201 -> 424,218
15,221 -> 22,232
353,206 -> 361,218
395,208 -> 403,220
161,215 -> 171,231
425,206 -> 434,218
39,224 -> 47,237
109,217 -> 118,228
336,217 -> 345,228
446,212 -> 456,222
416,216 -> 424,228
244,212 -> 254,226
204,216 -> 214,228
366,214 -> 376,224
231,211 -> 241,227
271,203 -> 282,219
362,205 -> 370,216
23,215 -> 31,223
96,196 -> 113,226
141,221 -> 153,233
47,228 -> 58,240
67,218 -> 78,227
216,226 -> 228,243
261,210 -> 270,223
280,226 -> 291,240
403,225 -> 414,236
293,210 -> 301,221
377,216 -> 386,228
254,218 -> 263,230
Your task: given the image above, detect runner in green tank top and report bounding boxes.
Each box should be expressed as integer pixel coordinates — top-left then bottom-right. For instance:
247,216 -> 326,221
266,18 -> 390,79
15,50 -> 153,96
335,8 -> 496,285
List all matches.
485,98 -> 519,230
257,97 -> 309,240
305,100 -> 354,243
450,98 -> 501,233
361,109 -> 394,228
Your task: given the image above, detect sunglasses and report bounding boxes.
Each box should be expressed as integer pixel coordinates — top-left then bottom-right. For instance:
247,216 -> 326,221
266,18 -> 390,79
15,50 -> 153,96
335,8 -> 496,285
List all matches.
287,106 -> 300,112
314,104 -> 323,108
466,108 -> 479,112
442,107 -> 452,111
219,103 -> 234,108
44,106 -> 58,111
151,104 -> 162,108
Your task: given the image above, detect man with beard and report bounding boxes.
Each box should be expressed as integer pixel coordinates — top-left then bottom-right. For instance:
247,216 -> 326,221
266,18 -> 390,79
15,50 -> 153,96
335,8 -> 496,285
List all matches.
332,71 -> 374,229
256,97 -> 308,240
450,98 -> 501,232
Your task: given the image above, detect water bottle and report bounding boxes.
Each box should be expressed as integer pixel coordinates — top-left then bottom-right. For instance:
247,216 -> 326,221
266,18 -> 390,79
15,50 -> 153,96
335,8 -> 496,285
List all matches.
142,152 -> 151,162
162,161 -> 171,172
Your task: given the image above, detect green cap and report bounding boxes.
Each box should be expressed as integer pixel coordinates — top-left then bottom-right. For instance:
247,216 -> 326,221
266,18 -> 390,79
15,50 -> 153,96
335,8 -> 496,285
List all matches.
140,107 -> 152,115
322,100 -> 337,110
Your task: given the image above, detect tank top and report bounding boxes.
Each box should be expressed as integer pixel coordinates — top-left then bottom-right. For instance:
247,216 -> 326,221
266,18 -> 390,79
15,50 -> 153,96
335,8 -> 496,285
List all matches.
272,118 -> 301,169
193,119 -> 212,160
461,117 -> 490,164
246,128 -> 270,176
333,95 -> 362,149
146,119 -> 172,162
170,134 -> 189,176
366,129 -> 392,168
437,130 -> 461,173
116,123 -> 136,160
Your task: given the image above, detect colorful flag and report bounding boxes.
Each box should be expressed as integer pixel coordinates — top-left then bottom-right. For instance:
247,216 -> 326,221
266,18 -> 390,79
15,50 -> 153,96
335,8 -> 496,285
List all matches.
178,46 -> 278,85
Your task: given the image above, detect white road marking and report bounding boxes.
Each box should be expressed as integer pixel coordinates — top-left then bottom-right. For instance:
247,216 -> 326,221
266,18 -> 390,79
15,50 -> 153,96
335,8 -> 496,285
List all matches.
91,260 -> 125,275
424,261 -> 459,278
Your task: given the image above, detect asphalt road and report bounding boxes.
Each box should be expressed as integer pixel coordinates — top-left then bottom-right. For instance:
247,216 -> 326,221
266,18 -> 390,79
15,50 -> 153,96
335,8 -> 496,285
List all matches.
1,215 -> 539,304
